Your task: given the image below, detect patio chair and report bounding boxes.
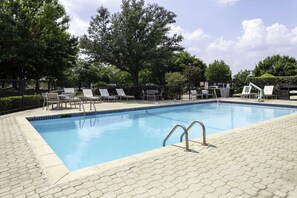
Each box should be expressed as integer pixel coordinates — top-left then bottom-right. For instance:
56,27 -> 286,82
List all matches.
82,89 -> 101,102
201,89 -> 213,99
190,90 -> 202,100
60,88 -> 78,108
99,89 -> 117,101
146,90 -> 157,101
116,88 -> 135,100
263,85 -> 276,99
46,93 -> 60,110
63,88 -> 75,94
155,90 -> 164,100
233,86 -> 254,98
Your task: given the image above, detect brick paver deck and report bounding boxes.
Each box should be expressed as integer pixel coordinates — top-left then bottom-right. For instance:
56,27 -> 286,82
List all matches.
1,99 -> 297,197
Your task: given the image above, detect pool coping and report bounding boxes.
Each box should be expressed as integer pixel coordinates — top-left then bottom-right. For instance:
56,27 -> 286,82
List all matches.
17,99 -> 297,185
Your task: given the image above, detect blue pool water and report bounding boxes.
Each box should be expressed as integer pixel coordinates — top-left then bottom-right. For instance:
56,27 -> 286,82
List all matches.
30,102 -> 297,171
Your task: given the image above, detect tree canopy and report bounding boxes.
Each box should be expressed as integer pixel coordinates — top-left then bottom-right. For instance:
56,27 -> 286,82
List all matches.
80,0 -> 183,86
165,72 -> 186,87
205,60 -> 232,83
233,69 -> 251,89
170,51 -> 207,87
0,0 -> 78,82
253,55 -> 297,77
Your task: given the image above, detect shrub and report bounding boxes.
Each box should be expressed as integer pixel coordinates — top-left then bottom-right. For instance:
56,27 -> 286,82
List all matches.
259,73 -> 275,78
248,76 -> 297,95
0,95 -> 43,114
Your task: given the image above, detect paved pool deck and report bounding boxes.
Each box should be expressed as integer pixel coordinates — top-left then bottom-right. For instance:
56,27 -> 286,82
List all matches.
1,98 -> 297,198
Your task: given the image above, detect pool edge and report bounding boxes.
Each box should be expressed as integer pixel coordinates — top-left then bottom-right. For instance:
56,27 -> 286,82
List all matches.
19,99 -> 297,185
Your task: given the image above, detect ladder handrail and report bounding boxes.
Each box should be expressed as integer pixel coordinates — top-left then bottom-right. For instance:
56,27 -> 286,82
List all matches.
163,124 -> 190,151
180,121 -> 207,146
214,89 -> 218,103
89,100 -> 97,114
92,101 -> 97,114
80,100 -> 86,116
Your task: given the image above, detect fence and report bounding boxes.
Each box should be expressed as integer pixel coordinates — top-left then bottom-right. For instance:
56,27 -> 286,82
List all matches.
0,79 -> 72,114
0,79 -> 184,115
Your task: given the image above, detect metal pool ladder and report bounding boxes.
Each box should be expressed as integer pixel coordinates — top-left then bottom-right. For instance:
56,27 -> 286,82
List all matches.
180,121 -> 207,146
163,125 -> 190,151
79,100 -> 97,116
163,120 -> 207,151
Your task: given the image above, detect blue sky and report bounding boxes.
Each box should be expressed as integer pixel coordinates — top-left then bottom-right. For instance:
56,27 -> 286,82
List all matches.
60,0 -> 297,75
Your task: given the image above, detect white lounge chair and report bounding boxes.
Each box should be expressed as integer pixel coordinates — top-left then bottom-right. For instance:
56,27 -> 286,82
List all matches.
116,89 -> 135,100
63,88 -> 75,94
82,89 -> 101,102
99,89 -> 117,101
263,85 -> 276,99
233,86 -> 254,98
190,90 -> 201,100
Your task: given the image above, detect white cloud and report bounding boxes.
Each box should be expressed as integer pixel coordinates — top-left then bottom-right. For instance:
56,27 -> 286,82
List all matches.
59,0 -> 121,35
184,19 -> 297,74
169,25 -> 210,41
207,37 -> 234,52
169,25 -> 185,36
215,0 -> 239,6
292,27 -> 297,44
266,23 -> 291,45
236,19 -> 265,50
67,17 -> 90,36
188,29 -> 210,41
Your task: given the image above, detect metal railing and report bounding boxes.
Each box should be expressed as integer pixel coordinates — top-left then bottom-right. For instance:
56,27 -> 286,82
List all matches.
89,100 -> 97,113
163,124 -> 190,151
80,100 -> 86,116
180,120 -> 207,146
213,89 -> 218,103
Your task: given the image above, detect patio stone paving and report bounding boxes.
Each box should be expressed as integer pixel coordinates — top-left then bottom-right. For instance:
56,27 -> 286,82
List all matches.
1,98 -> 297,197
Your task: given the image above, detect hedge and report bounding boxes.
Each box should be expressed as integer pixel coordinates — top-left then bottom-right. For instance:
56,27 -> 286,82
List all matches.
248,76 -> 297,95
95,85 -> 183,100
0,94 -> 43,114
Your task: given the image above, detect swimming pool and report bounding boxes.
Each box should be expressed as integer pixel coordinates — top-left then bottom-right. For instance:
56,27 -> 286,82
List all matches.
30,102 -> 297,171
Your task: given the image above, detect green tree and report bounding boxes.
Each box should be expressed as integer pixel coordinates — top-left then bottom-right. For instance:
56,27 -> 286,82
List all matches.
112,70 -> 133,86
165,72 -> 186,87
0,0 -> 78,88
233,69 -> 251,89
253,55 -> 297,76
205,60 -> 232,83
183,66 -> 202,87
170,51 -> 206,87
74,60 -> 102,88
80,0 -> 183,86
171,51 -> 206,73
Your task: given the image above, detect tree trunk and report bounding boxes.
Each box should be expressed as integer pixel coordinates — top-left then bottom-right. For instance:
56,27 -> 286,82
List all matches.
132,72 -> 141,99
12,80 -> 18,89
131,72 -> 139,87
35,79 -> 40,92
77,81 -> 82,91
